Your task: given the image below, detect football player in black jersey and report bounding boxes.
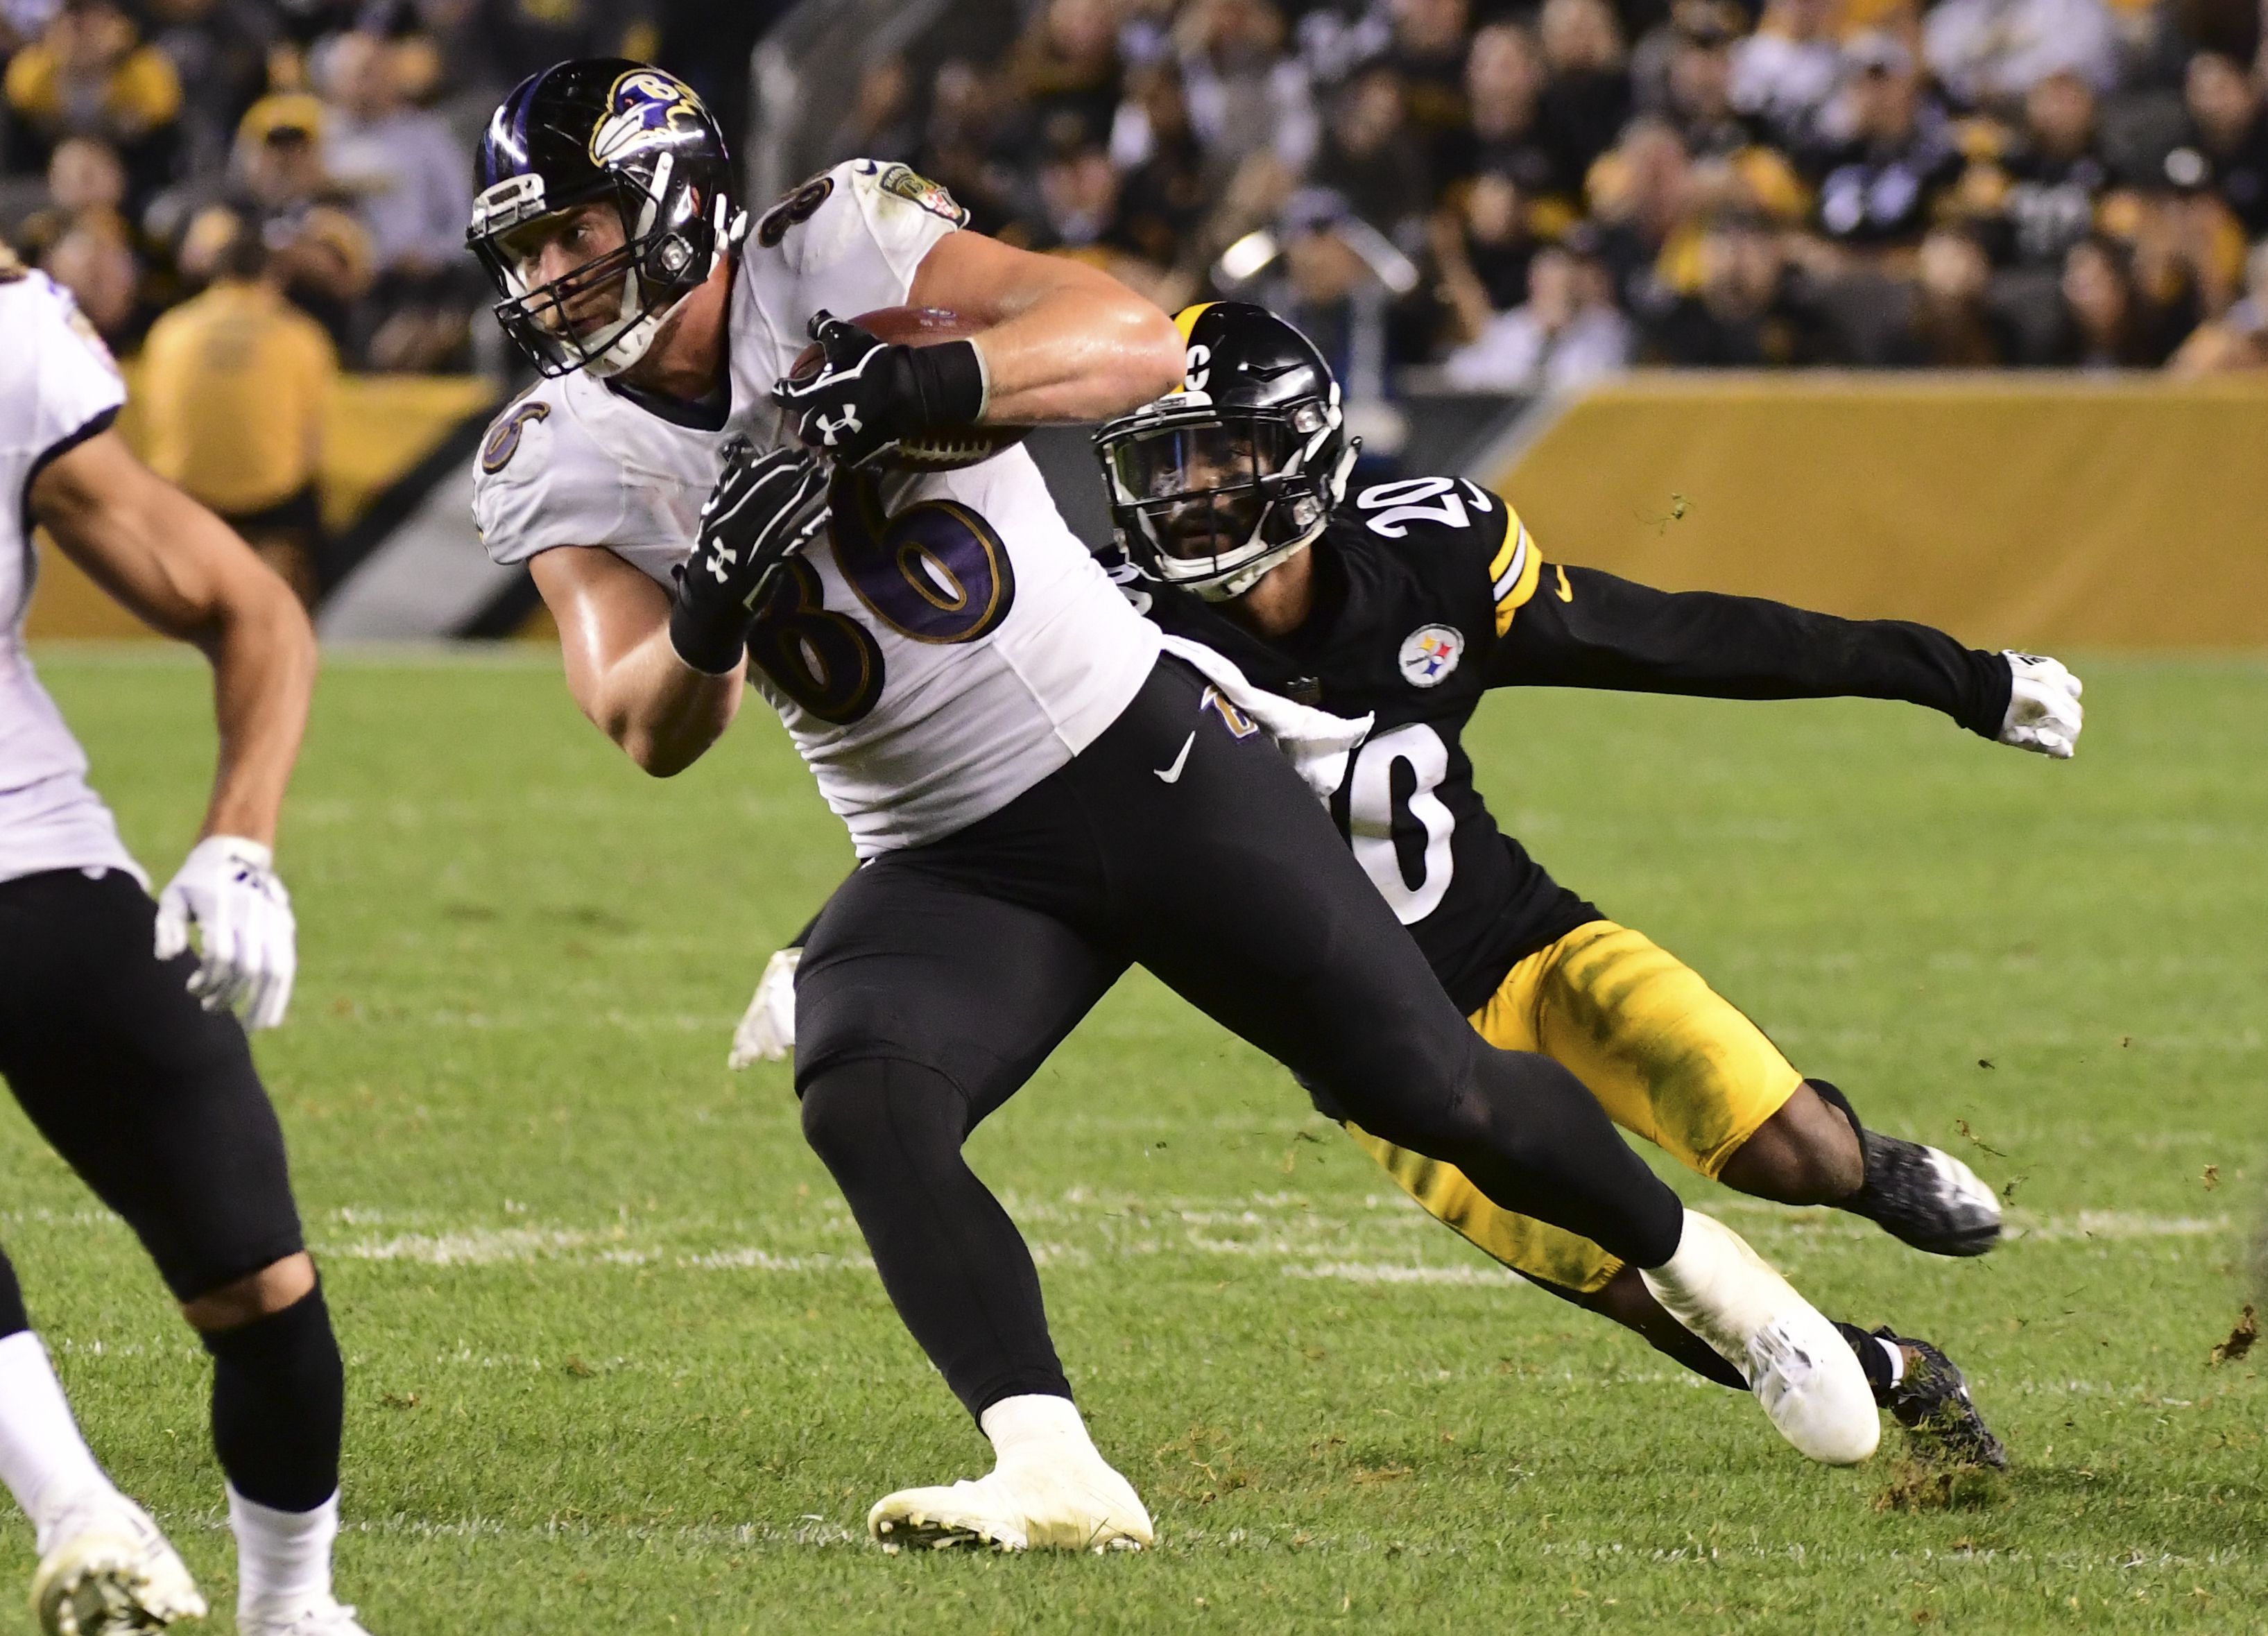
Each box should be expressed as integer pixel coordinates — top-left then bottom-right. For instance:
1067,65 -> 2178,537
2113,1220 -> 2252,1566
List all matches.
1094,300 -> 2088,1458
739,303 -> 2081,1465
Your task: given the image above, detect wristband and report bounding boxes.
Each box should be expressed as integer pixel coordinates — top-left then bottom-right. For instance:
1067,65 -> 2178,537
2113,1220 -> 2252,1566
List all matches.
904,339 -> 988,431
668,585 -> 754,676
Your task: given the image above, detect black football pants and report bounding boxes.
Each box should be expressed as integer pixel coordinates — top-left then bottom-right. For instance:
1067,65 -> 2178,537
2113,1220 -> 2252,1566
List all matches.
795,656 -> 1685,1418
0,868 -> 344,1511
0,868 -> 304,1305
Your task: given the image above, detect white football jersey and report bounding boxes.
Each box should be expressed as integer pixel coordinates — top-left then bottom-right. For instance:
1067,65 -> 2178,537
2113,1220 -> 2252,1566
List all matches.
473,158 -> 1162,855
0,267 -> 143,888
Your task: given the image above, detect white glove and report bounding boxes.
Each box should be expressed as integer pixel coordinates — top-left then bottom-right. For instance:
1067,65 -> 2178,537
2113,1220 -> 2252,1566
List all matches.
1999,651 -> 2084,759
728,946 -> 800,1068
153,836 -> 297,1030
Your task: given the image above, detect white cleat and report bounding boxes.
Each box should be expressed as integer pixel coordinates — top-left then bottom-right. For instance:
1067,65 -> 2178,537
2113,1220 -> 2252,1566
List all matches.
1746,1318 -> 1881,1466
30,1490 -> 207,1636
239,1596 -> 375,1636
868,1449 -> 1154,1554
1640,1209 -> 1880,1465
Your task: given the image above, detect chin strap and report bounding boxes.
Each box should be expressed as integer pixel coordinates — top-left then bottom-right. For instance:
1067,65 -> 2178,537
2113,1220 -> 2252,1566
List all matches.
592,179 -> 748,379
716,191 -> 750,258
1203,538 -> 1311,602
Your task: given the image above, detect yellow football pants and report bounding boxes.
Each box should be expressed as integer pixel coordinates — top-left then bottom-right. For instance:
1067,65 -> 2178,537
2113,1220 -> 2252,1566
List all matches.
1343,920 -> 1803,1295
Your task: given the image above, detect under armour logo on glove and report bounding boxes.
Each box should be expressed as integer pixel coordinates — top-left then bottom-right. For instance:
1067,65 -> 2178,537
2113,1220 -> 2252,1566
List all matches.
669,442 -> 833,675
816,406 -> 864,447
771,310 -> 986,471
772,312 -> 904,467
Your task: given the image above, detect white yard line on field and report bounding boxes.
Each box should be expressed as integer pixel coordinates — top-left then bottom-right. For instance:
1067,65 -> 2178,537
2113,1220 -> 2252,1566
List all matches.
296,1199 -> 2242,1284
148,1504 -> 2263,1571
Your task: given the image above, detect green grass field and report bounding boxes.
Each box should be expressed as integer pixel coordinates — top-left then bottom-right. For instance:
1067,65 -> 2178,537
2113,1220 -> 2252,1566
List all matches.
4,646 -> 2263,1634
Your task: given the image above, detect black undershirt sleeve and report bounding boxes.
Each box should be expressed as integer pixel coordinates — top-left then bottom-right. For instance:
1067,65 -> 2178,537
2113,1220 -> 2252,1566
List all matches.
1483,564 -> 2013,738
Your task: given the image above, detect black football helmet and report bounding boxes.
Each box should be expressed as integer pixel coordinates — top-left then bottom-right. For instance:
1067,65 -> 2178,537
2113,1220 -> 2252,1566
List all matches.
1093,302 -> 1356,601
468,59 -> 748,378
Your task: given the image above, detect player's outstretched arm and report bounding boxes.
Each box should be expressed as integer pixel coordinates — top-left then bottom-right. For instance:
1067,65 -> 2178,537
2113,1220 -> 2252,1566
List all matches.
31,428 -> 316,1025
904,232 -> 1185,426
1487,560 -> 2081,755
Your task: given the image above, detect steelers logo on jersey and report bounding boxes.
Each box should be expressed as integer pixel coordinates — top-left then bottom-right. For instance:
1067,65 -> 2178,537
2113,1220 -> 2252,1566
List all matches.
1398,624 -> 1463,688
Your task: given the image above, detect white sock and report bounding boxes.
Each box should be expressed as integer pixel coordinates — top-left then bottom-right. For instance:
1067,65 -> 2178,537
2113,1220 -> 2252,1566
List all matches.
1876,1336 -> 1907,1388
228,1483 -> 337,1619
979,1393 -> 1097,1467
0,1330 -> 114,1538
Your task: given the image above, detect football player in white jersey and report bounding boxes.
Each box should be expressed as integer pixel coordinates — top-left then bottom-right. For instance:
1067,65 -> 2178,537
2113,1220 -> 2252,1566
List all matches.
470,60 -> 1884,1551
0,253 -> 371,1635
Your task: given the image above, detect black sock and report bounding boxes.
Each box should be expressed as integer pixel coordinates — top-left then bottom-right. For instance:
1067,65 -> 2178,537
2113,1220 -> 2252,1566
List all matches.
200,1282 -> 344,1511
1835,1320 -> 1893,1403
0,1245 -> 29,1339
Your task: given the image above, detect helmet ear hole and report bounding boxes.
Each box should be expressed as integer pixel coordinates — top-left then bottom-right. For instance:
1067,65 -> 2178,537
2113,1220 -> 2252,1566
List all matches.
648,232 -> 694,282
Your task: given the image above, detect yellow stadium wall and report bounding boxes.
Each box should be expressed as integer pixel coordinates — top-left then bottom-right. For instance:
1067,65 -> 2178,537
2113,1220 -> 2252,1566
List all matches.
31,371 -> 2268,648
24,372 -> 498,639
1488,374 -> 2268,651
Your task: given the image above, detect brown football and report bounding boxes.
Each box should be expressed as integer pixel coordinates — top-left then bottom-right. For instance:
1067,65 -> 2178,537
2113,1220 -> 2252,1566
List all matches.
787,306 -> 1026,473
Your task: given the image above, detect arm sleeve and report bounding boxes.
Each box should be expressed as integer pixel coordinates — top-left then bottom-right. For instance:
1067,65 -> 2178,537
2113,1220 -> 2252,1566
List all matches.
1483,562 -> 2013,737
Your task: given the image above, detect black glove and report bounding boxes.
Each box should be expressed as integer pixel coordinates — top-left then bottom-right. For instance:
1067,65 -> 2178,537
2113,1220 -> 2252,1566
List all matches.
768,310 -> 986,470
669,440 -> 832,674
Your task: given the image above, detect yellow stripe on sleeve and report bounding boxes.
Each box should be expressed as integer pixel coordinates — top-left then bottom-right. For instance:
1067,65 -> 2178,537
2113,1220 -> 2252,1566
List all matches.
1491,506 -> 1543,635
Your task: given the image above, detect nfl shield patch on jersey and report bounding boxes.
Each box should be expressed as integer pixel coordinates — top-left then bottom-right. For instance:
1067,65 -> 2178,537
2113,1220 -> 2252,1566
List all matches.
875,162 -> 968,225
1398,625 -> 1463,688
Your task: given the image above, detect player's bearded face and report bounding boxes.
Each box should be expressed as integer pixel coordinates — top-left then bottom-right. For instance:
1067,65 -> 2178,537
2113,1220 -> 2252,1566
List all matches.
1120,422 -> 1287,560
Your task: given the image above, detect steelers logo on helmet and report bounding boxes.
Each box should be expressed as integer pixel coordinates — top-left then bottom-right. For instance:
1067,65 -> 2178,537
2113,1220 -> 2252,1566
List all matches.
589,69 -> 707,168
1093,302 -> 1360,603
1398,625 -> 1464,688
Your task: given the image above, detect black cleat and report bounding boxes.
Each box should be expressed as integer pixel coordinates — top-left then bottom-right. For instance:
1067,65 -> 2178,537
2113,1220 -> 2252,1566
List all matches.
1847,1133 -> 2002,1257
1875,1328 -> 2008,1469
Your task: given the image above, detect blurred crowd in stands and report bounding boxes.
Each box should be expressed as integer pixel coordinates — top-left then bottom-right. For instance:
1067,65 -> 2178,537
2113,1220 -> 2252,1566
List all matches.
1,0 -> 773,597
840,0 -> 2268,385
8,0 -> 2265,402
0,0 -> 773,368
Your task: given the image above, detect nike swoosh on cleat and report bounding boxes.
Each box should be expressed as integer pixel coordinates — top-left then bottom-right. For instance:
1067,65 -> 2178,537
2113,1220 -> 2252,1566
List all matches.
1154,732 -> 1195,783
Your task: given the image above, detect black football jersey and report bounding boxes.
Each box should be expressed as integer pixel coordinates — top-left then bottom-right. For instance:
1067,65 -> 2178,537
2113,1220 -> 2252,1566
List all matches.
1116,474 -> 2014,1015
1121,477 -> 1596,1013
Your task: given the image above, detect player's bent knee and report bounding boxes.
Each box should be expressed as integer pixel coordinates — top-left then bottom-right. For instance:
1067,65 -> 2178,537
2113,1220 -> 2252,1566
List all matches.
1348,1044 -> 1582,1166
800,1056 -> 968,1181
1309,1037 -> 1501,1157
179,1250 -> 316,1332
